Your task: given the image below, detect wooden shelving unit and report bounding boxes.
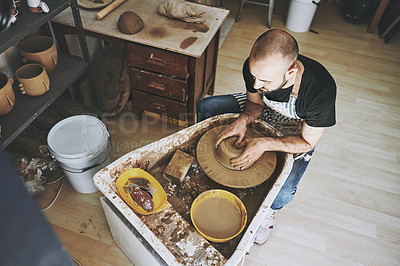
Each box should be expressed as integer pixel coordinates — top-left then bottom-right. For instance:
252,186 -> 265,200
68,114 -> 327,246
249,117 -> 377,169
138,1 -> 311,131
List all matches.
0,0 -> 94,148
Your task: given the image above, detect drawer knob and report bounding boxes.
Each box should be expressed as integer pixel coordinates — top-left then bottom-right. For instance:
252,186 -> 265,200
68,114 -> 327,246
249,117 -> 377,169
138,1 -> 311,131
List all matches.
150,103 -> 167,112
147,53 -> 167,67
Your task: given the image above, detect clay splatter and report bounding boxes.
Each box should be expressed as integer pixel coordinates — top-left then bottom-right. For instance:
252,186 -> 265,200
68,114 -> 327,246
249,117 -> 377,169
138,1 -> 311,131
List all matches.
80,222 -> 87,233
184,23 -> 209,33
180,37 -> 198,49
149,27 -> 168,38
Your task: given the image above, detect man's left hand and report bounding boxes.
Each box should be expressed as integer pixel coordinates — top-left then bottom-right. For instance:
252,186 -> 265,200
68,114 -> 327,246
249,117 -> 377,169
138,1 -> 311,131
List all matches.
231,137 -> 266,169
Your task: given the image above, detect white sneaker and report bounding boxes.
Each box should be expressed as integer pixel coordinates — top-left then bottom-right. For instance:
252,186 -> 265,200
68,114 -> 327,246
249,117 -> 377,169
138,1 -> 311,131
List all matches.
254,209 -> 276,246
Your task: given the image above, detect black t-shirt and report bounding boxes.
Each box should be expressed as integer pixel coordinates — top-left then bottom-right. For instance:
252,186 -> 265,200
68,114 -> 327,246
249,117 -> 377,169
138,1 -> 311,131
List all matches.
243,54 -> 336,127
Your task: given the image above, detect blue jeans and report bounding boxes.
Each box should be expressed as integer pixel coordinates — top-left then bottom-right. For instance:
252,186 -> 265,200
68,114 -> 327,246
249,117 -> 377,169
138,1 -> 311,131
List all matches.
197,95 -> 314,210
196,94 -> 242,122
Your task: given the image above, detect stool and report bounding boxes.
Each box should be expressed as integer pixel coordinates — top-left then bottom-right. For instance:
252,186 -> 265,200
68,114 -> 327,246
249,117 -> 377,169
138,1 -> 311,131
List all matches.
235,0 -> 275,28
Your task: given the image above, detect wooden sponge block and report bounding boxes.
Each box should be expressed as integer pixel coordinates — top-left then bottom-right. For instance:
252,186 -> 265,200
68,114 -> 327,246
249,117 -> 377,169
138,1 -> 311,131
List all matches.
163,149 -> 194,184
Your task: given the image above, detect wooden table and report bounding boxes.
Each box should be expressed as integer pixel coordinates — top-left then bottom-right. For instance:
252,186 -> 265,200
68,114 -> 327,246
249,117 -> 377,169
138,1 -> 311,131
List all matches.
51,0 -> 229,126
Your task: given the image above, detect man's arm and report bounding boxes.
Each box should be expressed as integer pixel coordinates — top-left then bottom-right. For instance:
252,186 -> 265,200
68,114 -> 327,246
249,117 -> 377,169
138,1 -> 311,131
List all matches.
239,91 -> 265,124
215,91 -> 264,147
262,122 -> 324,153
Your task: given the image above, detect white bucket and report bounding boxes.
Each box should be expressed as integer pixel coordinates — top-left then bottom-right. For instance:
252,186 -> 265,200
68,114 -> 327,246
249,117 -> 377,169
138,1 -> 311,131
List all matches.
286,0 -> 321,33
47,115 -> 110,193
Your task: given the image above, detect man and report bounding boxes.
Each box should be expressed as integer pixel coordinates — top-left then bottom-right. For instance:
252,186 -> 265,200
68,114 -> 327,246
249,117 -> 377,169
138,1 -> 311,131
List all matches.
197,29 -> 336,245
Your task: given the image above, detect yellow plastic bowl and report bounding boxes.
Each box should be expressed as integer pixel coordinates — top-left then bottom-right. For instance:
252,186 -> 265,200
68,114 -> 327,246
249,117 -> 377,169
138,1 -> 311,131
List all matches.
190,189 -> 247,243
116,168 -> 167,215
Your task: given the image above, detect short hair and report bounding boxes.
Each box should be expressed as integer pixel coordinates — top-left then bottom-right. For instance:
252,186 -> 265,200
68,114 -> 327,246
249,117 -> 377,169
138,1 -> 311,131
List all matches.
251,29 -> 299,65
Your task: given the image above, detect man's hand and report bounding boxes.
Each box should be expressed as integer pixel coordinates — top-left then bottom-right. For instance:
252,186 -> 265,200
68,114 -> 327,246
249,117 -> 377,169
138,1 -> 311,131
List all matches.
231,137 -> 266,169
215,92 -> 263,149
214,118 -> 248,149
229,122 -> 325,169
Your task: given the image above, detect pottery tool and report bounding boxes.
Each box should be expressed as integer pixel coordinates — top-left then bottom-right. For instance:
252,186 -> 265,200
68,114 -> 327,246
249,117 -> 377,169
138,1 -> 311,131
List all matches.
163,149 -> 194,184
96,0 -> 127,20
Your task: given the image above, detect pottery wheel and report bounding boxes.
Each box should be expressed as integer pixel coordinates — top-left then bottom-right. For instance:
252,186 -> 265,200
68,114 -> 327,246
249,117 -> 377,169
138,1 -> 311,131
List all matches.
197,125 -> 277,188
77,0 -> 113,9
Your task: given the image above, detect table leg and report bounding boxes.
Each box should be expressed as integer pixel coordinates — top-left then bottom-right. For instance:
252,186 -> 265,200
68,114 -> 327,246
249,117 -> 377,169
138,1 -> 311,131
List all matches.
367,0 -> 390,33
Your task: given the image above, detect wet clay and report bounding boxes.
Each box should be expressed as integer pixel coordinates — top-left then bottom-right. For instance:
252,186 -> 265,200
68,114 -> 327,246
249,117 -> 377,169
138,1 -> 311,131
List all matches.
149,27 -> 168,38
180,37 -> 197,49
90,0 -> 104,4
193,197 -> 242,239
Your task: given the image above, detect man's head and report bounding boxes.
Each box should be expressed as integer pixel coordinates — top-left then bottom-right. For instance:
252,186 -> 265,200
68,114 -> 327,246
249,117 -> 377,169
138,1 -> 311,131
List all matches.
249,29 -> 299,93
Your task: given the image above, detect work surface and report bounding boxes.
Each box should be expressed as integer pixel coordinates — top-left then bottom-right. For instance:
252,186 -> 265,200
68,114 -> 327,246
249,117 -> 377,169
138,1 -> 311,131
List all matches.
52,0 -> 229,57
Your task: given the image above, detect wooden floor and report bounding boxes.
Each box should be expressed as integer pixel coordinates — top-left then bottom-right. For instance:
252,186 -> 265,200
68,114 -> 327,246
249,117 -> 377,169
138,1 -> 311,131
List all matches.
38,0 -> 400,265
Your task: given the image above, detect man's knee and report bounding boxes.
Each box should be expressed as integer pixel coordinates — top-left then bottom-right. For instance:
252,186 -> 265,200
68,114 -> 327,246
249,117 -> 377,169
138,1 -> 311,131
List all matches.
197,94 -> 242,123
197,97 -> 215,122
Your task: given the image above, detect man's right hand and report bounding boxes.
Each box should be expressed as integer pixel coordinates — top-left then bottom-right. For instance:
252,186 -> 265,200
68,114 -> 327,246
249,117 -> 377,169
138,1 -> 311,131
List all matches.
215,117 -> 248,149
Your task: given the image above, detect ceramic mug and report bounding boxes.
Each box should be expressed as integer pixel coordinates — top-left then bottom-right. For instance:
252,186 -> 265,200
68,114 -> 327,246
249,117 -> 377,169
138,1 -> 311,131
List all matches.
27,0 -> 49,13
0,73 -> 15,116
16,64 -> 50,96
18,35 -> 58,74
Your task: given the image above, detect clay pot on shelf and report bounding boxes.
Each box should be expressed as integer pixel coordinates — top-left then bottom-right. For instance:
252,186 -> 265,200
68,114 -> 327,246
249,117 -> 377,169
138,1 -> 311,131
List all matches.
0,72 -> 16,116
18,35 -> 58,74
16,64 -> 50,96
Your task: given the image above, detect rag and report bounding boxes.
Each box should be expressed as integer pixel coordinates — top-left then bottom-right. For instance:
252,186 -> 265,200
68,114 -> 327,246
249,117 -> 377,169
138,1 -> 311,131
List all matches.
157,0 -> 205,24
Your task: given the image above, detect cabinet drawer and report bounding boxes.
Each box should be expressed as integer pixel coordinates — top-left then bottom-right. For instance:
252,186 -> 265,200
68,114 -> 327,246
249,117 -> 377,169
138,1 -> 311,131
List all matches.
127,43 -> 188,79
133,90 -> 187,120
131,68 -> 187,102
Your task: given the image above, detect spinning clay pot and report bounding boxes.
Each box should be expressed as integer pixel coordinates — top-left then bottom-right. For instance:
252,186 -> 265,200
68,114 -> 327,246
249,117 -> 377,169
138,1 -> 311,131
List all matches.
214,136 -> 254,170
197,125 -> 277,188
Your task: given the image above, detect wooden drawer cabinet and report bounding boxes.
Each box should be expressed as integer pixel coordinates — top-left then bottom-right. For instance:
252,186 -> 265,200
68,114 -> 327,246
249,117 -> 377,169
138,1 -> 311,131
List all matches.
127,34 -> 219,126
130,68 -> 187,102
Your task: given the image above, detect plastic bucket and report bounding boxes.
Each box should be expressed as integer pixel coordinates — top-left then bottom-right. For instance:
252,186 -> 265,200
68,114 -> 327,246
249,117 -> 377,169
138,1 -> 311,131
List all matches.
47,115 -> 110,193
286,0 -> 321,33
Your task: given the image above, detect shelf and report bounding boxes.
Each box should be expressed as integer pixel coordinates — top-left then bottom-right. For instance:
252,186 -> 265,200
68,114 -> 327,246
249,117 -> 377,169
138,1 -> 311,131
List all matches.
0,53 -> 88,148
0,0 -> 71,54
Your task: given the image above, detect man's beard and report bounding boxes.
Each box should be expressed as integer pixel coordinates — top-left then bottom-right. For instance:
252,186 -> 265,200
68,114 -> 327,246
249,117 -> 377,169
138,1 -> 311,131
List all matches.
258,76 -> 290,93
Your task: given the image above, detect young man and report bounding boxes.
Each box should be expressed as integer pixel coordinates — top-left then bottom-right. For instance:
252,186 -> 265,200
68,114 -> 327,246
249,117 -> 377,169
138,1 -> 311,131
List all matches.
197,29 -> 336,245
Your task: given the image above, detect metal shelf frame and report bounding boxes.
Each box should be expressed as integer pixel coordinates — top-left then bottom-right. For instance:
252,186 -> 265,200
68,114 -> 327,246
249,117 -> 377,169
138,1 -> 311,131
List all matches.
0,0 -> 97,148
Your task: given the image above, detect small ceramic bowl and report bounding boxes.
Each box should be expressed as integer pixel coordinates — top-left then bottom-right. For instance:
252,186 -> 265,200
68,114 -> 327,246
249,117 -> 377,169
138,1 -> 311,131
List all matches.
116,168 -> 167,215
